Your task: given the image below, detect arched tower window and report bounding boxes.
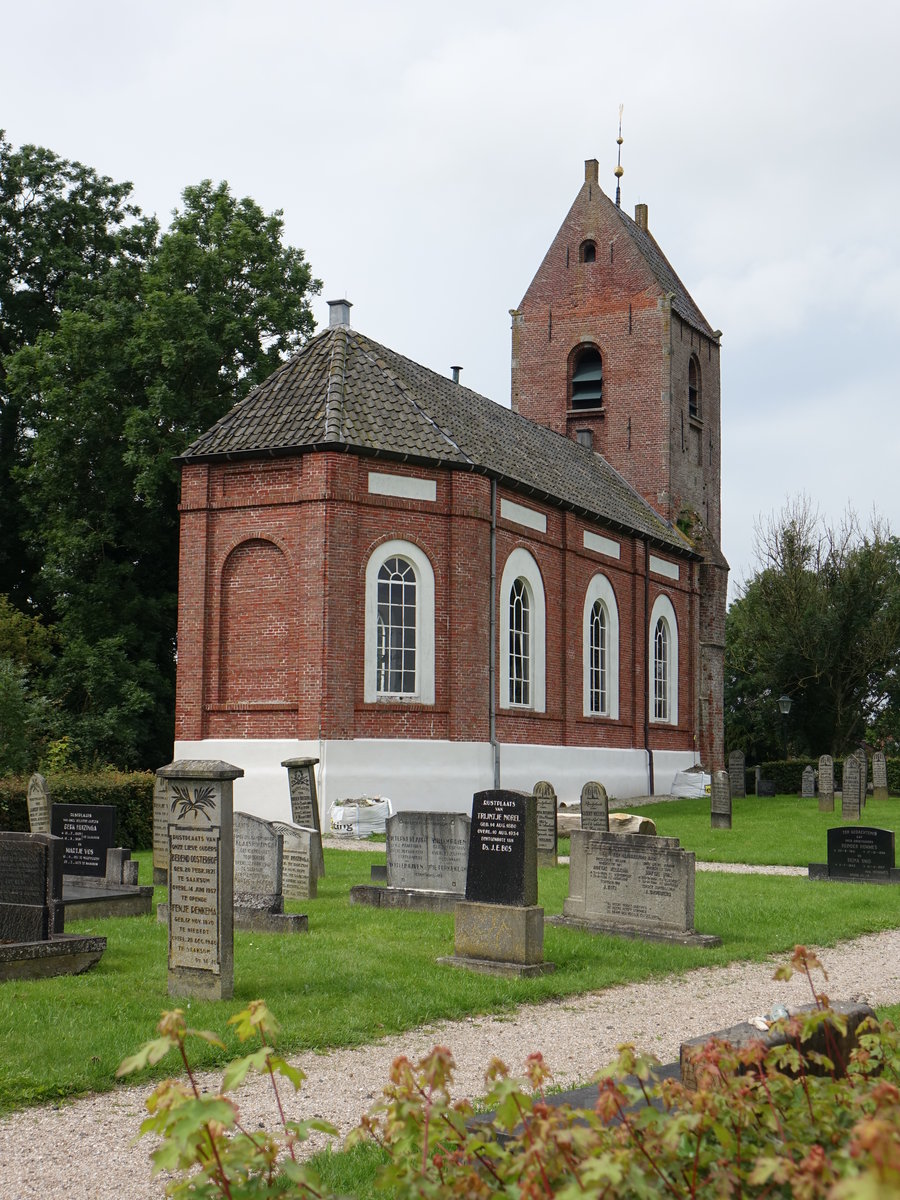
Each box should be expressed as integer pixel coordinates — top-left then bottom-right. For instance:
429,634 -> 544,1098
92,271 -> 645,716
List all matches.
579,240 -> 597,263
571,347 -> 603,410
689,355 -> 701,419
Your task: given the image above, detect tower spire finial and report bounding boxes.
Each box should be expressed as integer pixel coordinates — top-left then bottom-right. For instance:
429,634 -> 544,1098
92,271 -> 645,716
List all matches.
614,103 -> 624,208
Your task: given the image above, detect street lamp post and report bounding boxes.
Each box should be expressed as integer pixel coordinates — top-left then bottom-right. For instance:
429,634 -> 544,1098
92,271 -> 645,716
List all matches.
778,694 -> 792,759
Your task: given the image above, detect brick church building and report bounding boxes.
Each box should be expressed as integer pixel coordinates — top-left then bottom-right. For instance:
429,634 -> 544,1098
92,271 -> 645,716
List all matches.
173,159 -> 727,821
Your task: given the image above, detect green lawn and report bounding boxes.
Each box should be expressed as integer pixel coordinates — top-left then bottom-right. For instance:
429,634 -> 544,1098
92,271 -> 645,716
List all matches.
2,832 -> 899,1114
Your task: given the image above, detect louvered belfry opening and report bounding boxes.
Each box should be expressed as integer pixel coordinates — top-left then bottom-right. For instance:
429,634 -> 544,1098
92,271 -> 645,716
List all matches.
571,347 -> 603,409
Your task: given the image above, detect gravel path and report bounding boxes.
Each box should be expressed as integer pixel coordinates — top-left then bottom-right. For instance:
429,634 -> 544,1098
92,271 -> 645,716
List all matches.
3,926 -> 900,1200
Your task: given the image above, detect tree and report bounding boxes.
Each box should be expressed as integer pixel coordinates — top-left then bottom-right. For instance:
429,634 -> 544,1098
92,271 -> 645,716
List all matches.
3,142 -> 321,769
725,498 -> 900,759
0,132 -> 153,605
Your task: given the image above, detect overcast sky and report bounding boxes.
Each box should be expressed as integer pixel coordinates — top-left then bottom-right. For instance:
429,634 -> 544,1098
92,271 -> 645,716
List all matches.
3,0 -> 898,596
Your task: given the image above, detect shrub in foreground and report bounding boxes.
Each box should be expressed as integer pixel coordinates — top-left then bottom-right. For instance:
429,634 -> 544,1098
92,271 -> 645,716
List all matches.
120,948 -> 900,1198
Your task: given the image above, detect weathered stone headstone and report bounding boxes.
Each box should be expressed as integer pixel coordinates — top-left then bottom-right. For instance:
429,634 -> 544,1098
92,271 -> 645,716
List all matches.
465,790 -> 537,907
0,831 -> 106,980
234,811 -> 283,911
818,755 -> 835,813
270,822 -> 320,901
386,811 -> 470,894
801,766 -> 816,798
809,826 -> 900,884
26,773 -> 51,834
438,790 -> 552,976
873,751 -> 889,801
710,770 -> 732,830
153,774 -> 169,885
727,751 -> 746,799
553,830 -> 720,947
160,759 -> 241,1001
282,757 -> 321,830
842,755 -> 862,821
50,804 -> 116,878
857,748 -> 869,808
533,780 -> 558,867
580,781 -> 609,832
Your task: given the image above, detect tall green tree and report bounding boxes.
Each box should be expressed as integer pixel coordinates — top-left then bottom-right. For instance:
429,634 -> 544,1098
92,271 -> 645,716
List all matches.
5,154 -> 320,769
0,132 -> 153,605
725,499 -> 900,759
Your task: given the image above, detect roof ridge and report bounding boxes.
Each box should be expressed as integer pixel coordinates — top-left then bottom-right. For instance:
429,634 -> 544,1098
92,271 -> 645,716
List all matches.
352,333 -> 475,465
323,326 -> 348,442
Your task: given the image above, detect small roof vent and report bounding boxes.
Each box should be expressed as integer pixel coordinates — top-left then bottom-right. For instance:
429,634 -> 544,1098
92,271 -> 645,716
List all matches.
451,365 -> 462,384
327,298 -> 352,328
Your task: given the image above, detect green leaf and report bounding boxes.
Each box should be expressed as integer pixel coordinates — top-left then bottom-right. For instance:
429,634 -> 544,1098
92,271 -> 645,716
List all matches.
116,1035 -> 176,1077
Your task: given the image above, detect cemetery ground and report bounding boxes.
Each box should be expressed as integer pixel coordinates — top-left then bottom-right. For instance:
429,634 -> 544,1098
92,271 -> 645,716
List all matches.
2,796 -> 900,1119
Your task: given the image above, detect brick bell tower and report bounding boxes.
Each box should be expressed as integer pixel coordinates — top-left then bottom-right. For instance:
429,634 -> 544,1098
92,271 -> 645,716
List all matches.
510,156 -> 728,770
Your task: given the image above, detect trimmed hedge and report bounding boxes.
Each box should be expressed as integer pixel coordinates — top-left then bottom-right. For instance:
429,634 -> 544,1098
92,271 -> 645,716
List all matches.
0,771 -> 154,849
741,756 -> 899,796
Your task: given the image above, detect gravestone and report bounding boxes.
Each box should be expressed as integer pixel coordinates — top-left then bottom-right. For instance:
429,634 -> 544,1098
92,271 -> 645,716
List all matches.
160,759 -> 241,1001
580,781 -> 609,832
233,811 -> 307,933
841,755 -> 862,821
26,773 -> 51,834
727,751 -> 746,799
818,754 -> 835,813
270,821 -> 320,901
353,812 -> 470,911
50,804 -> 116,878
282,756 -> 323,843
153,774 -> 169,884
533,781 -> 558,867
857,748 -> 869,808
552,830 -> 720,947
438,790 -> 552,976
801,766 -> 816,798
0,832 -> 106,980
757,777 -> 776,797
710,770 -> 732,830
809,826 -> 900,884
873,751 -> 889,801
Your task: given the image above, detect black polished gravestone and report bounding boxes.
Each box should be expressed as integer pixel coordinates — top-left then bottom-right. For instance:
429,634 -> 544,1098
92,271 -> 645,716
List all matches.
50,804 -> 116,878
809,826 -> 900,884
464,790 -> 537,907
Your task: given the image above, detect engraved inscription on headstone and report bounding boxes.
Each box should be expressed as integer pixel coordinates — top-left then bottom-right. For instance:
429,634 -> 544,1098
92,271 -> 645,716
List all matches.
270,822 -> 318,900
26,774 -> 51,834
153,775 -> 169,883
818,755 -> 835,812
50,804 -> 116,878
559,830 -> 720,945
160,759 -> 240,1001
827,826 -> 895,881
234,812 -> 283,912
857,749 -> 869,808
801,766 -> 816,798
533,781 -> 558,867
727,751 -> 746,799
580,781 -> 609,832
465,790 -> 537,907
386,811 -> 470,894
282,757 -> 321,833
710,770 -> 732,830
0,833 -> 63,942
842,756 -> 862,821
873,752 -> 889,801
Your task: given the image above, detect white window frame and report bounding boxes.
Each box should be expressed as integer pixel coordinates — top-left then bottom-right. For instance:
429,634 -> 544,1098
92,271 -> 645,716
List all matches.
364,540 -> 434,704
648,593 -> 678,725
499,547 -> 546,712
582,574 -> 620,719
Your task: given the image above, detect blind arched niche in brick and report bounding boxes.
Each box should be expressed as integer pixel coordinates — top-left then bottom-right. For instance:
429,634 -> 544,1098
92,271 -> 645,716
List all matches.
219,538 -> 296,705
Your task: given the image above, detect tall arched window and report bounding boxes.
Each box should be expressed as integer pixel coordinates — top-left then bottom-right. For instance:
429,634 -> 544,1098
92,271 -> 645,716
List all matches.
582,573 -> 620,718
688,355 -> 701,418
499,547 -> 546,712
509,578 -> 531,706
648,594 -> 678,725
376,557 -> 416,695
364,540 -> 435,703
571,347 -> 603,410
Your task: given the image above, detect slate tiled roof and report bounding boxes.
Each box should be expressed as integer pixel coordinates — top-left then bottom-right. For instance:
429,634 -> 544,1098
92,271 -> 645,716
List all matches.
181,325 -> 694,555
